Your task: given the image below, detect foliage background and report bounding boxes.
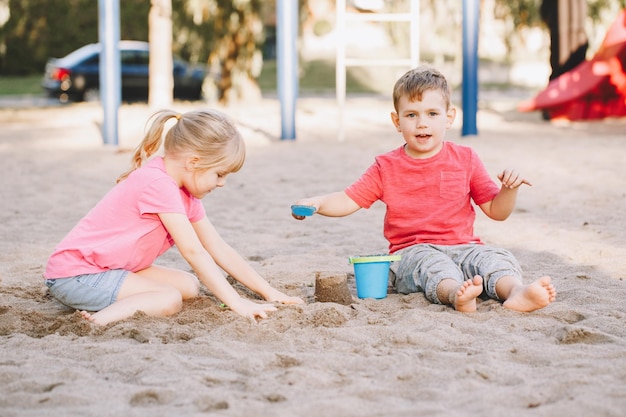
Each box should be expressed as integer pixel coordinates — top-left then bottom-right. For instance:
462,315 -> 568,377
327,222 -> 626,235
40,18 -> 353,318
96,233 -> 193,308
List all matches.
0,0 -> 150,75
0,0 -> 624,96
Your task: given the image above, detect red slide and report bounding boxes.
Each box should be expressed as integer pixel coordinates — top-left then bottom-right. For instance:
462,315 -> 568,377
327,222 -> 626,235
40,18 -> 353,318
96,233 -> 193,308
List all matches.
518,9 -> 626,120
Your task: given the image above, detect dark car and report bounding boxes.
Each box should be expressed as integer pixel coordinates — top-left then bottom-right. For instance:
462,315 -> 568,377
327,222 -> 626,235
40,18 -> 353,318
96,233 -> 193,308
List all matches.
42,40 -> 206,102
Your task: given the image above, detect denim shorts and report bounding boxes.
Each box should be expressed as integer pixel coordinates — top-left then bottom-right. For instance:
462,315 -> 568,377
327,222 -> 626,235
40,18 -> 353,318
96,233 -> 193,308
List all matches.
45,269 -> 129,311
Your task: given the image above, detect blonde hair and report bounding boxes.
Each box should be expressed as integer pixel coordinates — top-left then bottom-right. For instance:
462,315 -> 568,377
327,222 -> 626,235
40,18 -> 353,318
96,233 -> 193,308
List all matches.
392,65 -> 451,112
117,109 -> 245,182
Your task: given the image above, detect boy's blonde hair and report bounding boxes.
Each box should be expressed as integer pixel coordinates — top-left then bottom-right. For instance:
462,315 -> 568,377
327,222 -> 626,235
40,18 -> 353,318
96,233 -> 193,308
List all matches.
392,65 -> 451,112
118,109 -> 245,182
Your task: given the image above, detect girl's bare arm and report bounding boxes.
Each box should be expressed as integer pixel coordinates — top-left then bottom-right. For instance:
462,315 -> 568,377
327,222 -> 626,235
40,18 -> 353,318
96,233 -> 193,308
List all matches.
191,217 -> 303,304
159,213 -> 280,320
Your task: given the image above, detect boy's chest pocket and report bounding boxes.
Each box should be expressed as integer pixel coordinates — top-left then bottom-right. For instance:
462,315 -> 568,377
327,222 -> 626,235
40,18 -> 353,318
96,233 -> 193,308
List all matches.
439,171 -> 468,200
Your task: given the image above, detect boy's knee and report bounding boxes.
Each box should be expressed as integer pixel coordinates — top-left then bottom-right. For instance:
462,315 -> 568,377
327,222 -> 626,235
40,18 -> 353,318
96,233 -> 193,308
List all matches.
394,274 -> 418,294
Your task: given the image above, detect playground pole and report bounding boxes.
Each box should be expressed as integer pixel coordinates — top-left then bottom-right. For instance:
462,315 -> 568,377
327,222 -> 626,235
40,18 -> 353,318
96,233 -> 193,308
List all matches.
98,0 -> 121,146
277,0 -> 298,140
462,0 -> 479,136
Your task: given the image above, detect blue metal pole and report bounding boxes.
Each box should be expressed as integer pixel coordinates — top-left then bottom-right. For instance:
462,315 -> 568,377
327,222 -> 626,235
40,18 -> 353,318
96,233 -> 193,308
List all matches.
98,0 -> 121,146
462,0 -> 479,136
277,0 -> 298,140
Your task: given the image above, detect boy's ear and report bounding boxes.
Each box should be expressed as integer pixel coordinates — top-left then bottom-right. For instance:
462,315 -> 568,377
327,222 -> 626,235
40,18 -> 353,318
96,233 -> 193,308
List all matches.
390,112 -> 401,131
446,107 -> 457,128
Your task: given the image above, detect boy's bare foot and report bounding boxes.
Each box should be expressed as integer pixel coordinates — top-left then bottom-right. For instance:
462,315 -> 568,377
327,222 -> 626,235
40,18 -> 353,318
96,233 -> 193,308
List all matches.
453,276 -> 484,312
503,276 -> 556,312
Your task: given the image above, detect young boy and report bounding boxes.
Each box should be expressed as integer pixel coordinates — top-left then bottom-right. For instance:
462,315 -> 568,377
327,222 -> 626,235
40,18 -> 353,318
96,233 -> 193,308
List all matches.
292,65 -> 556,312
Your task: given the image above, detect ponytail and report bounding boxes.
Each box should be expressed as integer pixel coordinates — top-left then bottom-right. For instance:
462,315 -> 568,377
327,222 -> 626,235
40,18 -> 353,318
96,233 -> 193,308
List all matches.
117,108 -> 244,183
117,110 -> 179,182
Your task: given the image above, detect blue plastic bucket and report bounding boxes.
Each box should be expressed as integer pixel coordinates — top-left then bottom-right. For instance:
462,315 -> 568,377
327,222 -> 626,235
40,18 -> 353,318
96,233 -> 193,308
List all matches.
349,254 -> 401,299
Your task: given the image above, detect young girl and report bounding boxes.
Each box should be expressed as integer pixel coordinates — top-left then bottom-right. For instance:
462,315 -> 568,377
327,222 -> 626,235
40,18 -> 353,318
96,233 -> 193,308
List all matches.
44,109 -> 303,325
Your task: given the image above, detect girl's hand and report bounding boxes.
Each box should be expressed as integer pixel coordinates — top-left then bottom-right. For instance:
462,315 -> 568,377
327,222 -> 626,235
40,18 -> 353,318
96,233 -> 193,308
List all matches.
497,169 -> 532,189
229,298 -> 278,321
265,288 -> 305,305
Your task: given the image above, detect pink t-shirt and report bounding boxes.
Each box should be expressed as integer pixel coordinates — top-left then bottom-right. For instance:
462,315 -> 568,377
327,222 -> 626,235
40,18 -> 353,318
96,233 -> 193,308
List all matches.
44,157 -> 206,278
345,142 -> 500,253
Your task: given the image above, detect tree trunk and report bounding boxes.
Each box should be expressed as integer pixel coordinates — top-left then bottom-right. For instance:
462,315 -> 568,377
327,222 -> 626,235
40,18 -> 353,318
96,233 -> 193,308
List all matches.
149,0 -> 173,108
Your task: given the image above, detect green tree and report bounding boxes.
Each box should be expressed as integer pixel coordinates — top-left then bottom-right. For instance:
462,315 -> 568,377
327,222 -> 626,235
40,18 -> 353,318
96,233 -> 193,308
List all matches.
494,0 -> 626,29
149,0 -> 174,108
1,0 -> 98,74
0,0 -> 149,75
175,0 -> 265,104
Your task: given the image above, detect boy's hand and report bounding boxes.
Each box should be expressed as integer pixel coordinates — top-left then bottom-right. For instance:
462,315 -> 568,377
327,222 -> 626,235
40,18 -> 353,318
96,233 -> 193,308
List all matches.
291,200 -> 319,220
497,169 -> 532,189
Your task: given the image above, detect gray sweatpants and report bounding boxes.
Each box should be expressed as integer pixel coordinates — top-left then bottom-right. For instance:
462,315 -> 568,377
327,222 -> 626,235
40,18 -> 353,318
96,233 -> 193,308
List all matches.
390,243 -> 523,304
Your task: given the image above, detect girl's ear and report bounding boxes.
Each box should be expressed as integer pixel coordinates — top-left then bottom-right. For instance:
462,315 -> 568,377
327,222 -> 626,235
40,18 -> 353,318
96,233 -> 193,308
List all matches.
185,156 -> 200,171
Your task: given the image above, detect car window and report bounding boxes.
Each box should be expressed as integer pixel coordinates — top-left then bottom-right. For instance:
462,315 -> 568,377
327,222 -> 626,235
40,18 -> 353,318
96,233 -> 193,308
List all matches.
121,50 -> 150,66
83,55 -> 99,66
136,51 -> 149,66
62,45 -> 97,62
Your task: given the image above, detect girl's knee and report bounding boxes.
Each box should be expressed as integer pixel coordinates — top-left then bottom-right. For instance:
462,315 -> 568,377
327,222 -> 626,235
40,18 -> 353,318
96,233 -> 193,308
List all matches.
159,289 -> 184,316
180,274 -> 200,299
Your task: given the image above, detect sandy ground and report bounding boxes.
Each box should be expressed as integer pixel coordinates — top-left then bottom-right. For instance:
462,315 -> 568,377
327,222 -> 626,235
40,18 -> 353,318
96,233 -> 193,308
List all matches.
1,94 -> 625,417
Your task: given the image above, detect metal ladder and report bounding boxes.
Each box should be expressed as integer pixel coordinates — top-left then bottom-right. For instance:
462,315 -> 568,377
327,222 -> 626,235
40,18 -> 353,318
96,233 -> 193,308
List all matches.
335,0 -> 421,141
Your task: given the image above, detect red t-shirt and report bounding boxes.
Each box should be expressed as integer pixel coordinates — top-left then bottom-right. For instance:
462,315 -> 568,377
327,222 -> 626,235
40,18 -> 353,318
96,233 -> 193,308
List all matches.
345,142 -> 500,253
45,157 -> 206,278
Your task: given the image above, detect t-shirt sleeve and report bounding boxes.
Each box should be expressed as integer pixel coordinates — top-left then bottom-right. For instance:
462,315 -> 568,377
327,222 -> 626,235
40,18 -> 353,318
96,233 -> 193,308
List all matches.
469,150 -> 500,205
138,177 -> 206,223
138,177 -> 187,216
187,196 -> 206,223
345,161 -> 384,209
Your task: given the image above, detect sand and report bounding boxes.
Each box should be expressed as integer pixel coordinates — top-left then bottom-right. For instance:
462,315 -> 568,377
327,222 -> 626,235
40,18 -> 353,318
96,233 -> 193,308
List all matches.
1,95 -> 625,417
